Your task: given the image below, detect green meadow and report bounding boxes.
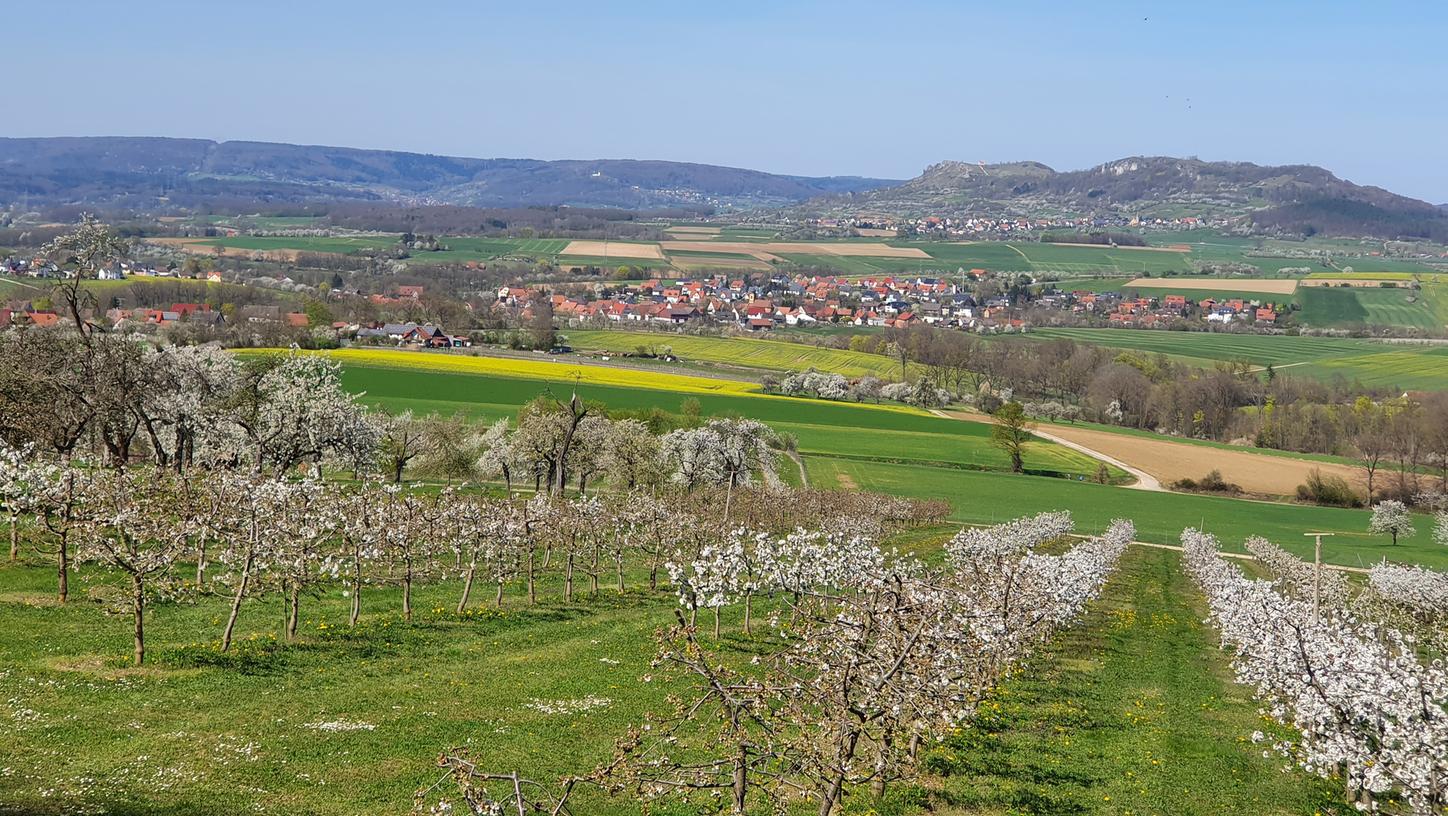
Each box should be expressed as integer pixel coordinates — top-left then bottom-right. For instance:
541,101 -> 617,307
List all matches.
1017,327 -> 1448,390
804,457 -> 1447,568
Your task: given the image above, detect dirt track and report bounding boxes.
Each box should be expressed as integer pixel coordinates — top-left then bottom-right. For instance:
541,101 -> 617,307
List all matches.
939,410 -> 1361,497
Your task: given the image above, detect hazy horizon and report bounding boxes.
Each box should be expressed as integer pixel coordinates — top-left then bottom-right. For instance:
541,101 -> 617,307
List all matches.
8,1 -> 1447,202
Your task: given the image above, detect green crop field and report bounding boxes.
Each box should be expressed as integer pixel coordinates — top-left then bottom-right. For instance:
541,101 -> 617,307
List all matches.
1015,327 -> 1448,390
330,355 -> 1448,567
555,256 -> 671,270
1299,285 -> 1446,330
208,234 -> 399,254
337,360 -> 1111,480
566,329 -> 902,378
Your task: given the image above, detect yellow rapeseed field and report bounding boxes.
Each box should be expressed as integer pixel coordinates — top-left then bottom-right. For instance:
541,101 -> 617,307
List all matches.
236,347 -> 931,417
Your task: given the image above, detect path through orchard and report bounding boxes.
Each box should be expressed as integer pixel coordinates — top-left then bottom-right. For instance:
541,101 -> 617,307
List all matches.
926,544 -> 1350,815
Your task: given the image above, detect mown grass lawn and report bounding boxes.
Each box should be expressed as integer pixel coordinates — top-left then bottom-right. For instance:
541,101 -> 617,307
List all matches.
0,559 -> 709,816
928,545 -> 1349,815
0,541 -> 1356,815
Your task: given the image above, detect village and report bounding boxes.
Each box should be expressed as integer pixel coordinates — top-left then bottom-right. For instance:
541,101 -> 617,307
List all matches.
1,243 -> 1289,339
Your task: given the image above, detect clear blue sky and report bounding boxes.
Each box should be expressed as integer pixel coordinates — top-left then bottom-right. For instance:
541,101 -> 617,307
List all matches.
8,1 -> 1447,202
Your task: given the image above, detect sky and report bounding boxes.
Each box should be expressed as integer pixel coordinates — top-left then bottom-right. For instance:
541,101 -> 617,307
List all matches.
7,1 -> 1448,202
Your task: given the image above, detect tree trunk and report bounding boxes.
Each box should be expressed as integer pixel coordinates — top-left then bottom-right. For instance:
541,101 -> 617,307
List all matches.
222,557 -> 252,651
590,546 -> 599,595
871,730 -> 894,799
195,531 -> 207,586
495,580 -> 505,608
457,564 -> 476,613
56,532 -> 69,603
649,563 -> 658,591
731,745 -> 748,815
565,552 -> 574,603
285,583 -> 300,641
8,510 -> 17,563
527,550 -> 537,605
131,573 -> 145,667
350,559 -> 362,626
713,606 -> 721,639
743,591 -> 753,636
616,555 -> 625,593
403,572 -> 413,622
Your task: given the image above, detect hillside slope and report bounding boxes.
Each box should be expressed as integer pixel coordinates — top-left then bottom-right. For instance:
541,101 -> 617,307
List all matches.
0,136 -> 899,210
815,155 -> 1448,241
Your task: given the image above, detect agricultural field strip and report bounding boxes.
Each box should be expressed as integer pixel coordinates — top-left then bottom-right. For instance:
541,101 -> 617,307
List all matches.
659,240 -> 930,258
559,240 -> 664,260
565,330 -> 902,378
318,352 -> 1116,480
1020,327 -> 1448,389
312,350 -> 1430,552
1125,277 -> 1300,294
937,407 -> 1361,497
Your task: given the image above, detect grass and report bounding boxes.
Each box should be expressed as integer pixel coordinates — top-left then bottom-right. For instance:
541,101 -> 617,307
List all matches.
0,558 -> 706,815
0,528 -> 1361,814
313,349 -> 1447,557
310,351 -> 1114,480
1299,286 -> 1446,331
1014,327 -> 1448,390
565,329 -> 903,379
206,234 -> 398,254
805,456 -> 1448,568
932,544 -> 1349,815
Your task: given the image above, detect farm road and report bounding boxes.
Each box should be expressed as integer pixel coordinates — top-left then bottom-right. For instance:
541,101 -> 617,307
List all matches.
931,409 -> 1163,491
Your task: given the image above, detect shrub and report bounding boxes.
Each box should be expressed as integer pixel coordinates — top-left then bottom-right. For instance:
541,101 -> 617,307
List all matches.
1171,470 -> 1240,494
1295,468 -> 1362,507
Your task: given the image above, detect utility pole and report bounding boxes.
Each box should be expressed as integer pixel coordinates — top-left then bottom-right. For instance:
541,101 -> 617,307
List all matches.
1303,532 -> 1334,624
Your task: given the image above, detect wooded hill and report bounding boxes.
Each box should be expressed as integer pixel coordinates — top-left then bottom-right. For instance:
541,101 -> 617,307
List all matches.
0,136 -> 898,210
809,156 -> 1448,242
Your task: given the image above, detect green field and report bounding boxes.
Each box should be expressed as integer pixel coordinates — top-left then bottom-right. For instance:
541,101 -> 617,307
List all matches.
330,356 -> 1448,567
1299,285 -> 1447,330
1017,327 -> 1448,390
2,349 -> 1434,815
205,215 -> 326,229
805,456 -> 1447,568
566,329 -> 902,378
339,361 -> 1113,480
161,224 -> 1448,291
208,234 -> 398,254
